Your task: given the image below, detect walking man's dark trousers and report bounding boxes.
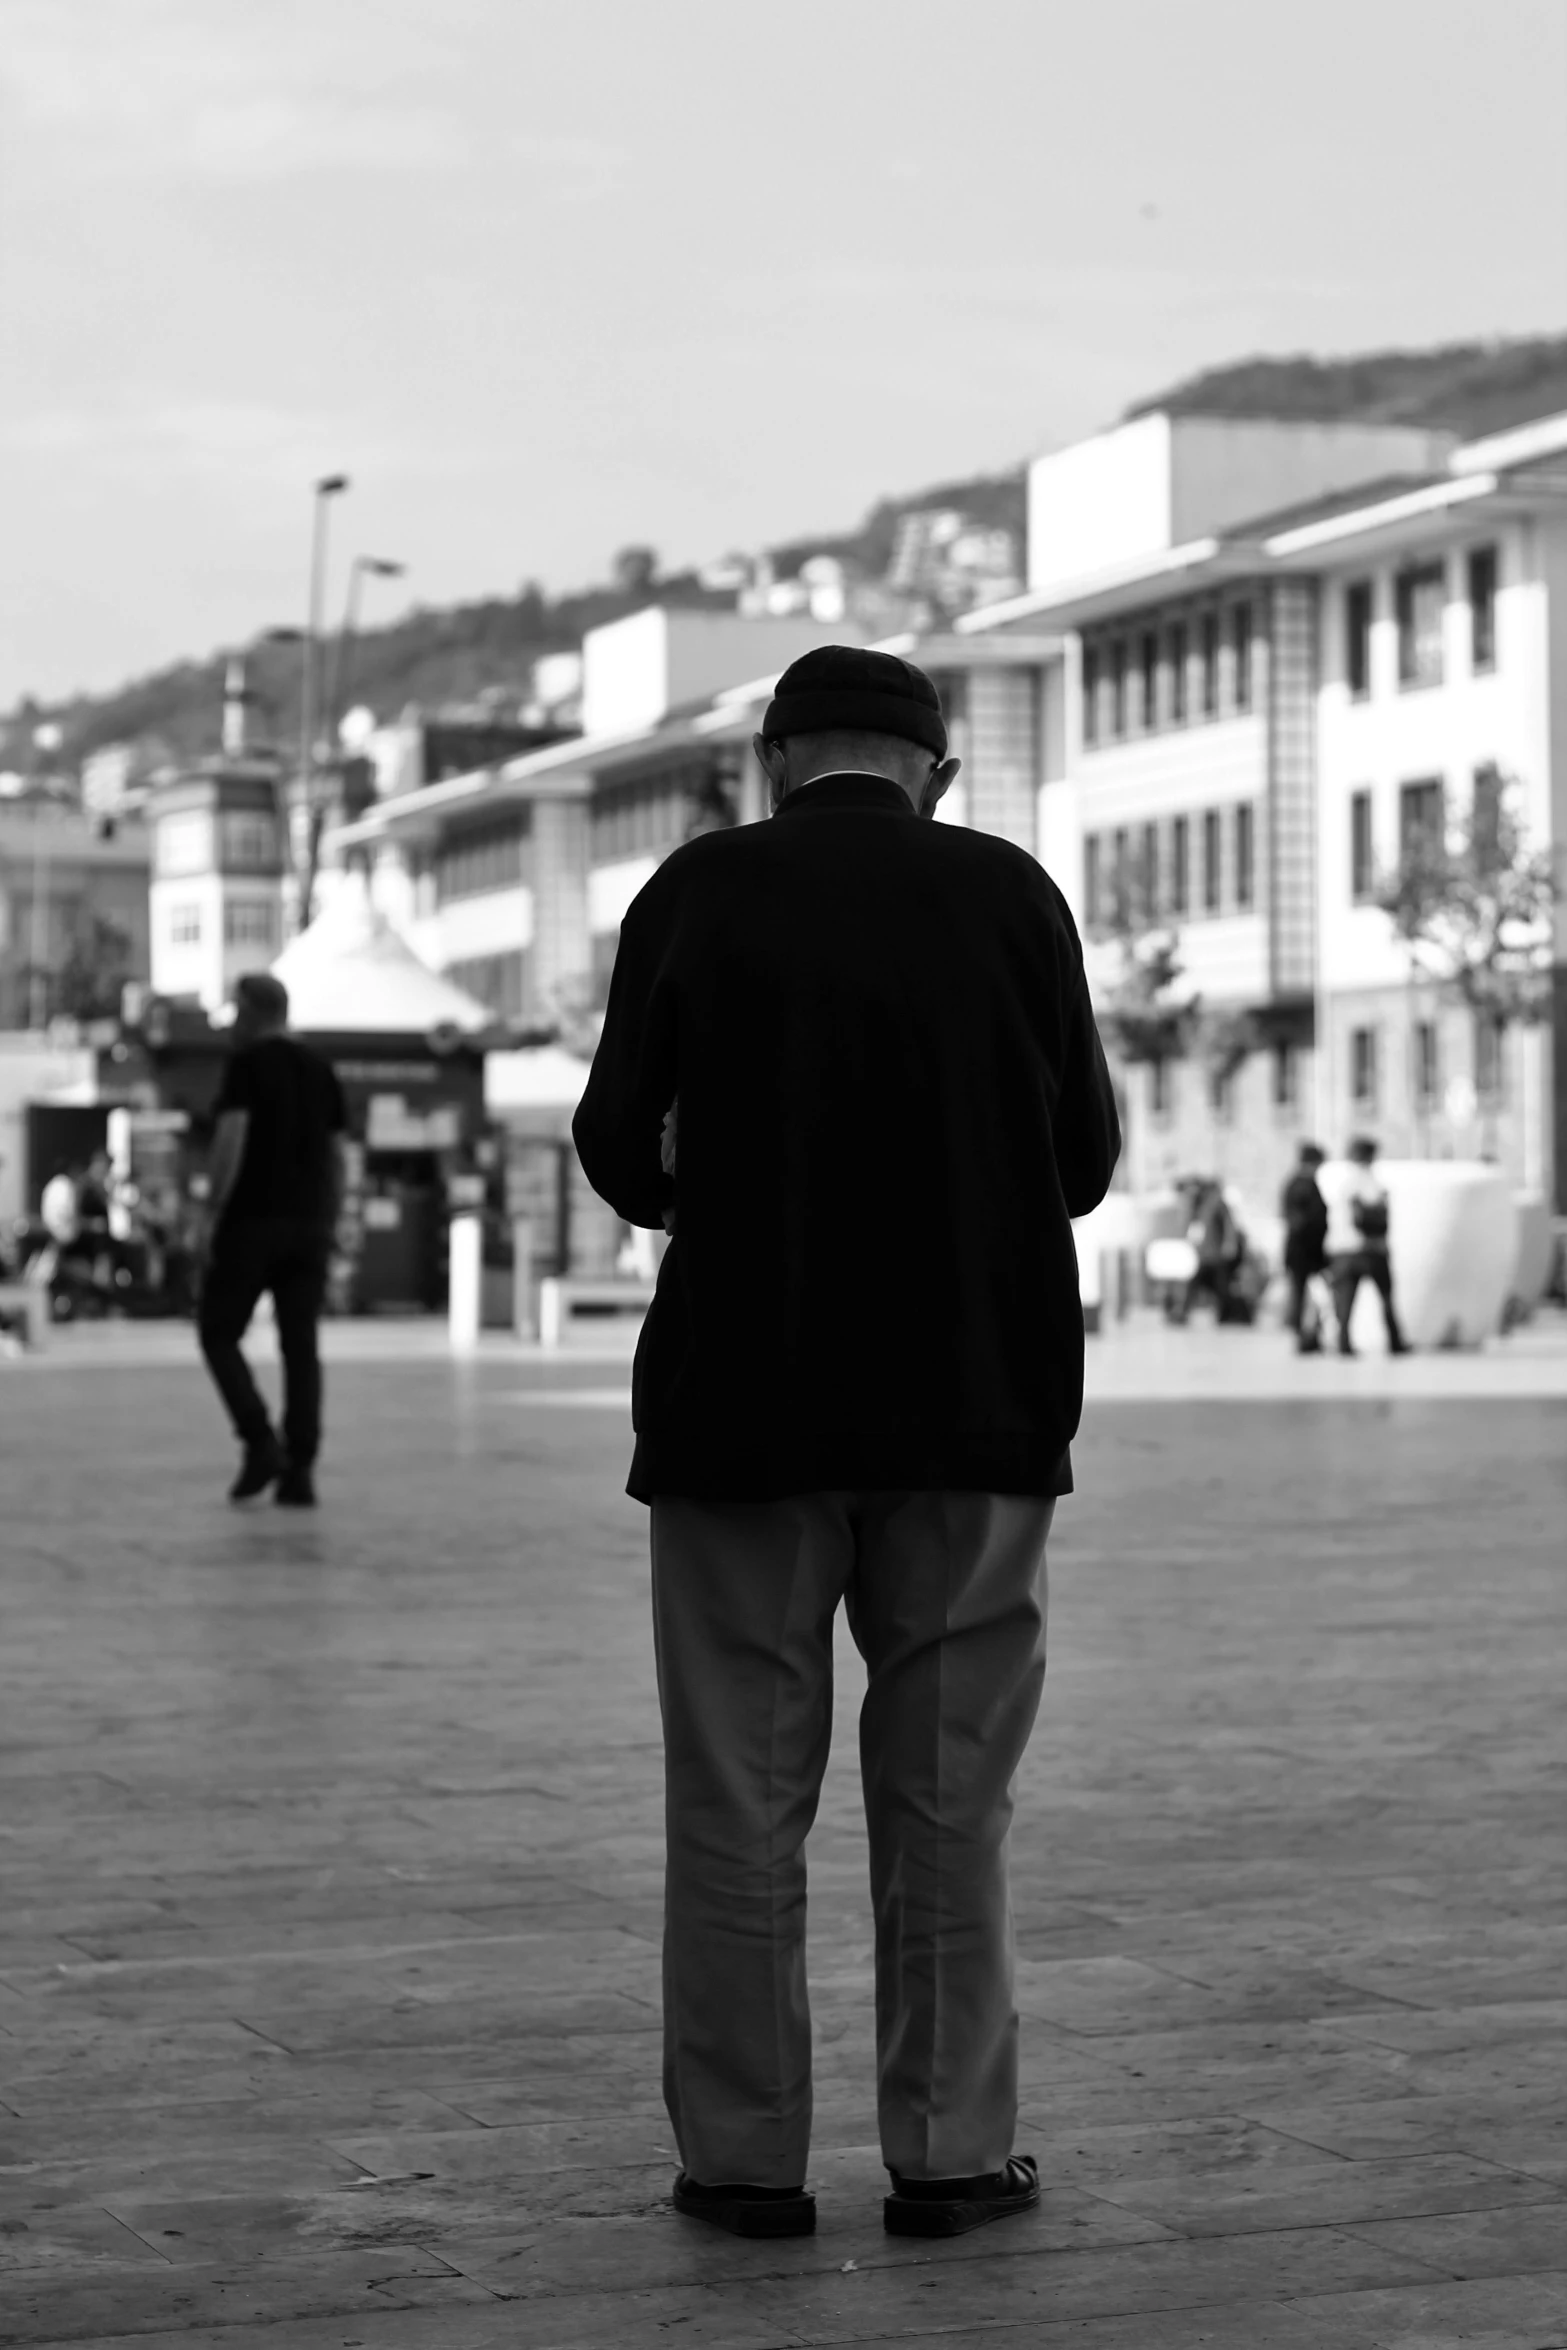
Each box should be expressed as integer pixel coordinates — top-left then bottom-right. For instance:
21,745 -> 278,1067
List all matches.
200,1219 -> 331,1468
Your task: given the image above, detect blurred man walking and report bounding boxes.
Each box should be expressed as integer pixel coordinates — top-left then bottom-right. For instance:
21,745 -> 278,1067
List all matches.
574,646 -> 1120,2245
197,972 -> 347,1506
1281,1142 -> 1330,1353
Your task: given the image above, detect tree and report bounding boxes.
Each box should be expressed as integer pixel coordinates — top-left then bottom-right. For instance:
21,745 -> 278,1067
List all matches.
1375,770 -> 1560,1152
1097,918 -> 1202,1068
612,545 -> 660,600
51,913 -> 137,1022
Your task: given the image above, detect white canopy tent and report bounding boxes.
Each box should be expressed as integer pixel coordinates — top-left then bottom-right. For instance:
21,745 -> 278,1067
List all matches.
269,874 -> 490,1036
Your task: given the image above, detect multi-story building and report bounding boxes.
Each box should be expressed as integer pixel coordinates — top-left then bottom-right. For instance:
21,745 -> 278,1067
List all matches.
961,408 -> 1567,1209
146,758 -> 286,1013
0,796 -> 152,1029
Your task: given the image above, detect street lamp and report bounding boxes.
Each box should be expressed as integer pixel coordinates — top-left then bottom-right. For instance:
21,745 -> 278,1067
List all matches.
295,474 -> 349,928
327,556 -> 406,747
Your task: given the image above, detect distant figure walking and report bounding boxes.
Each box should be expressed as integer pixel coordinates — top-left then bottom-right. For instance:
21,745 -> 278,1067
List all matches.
1319,1136 -> 1411,1358
196,972 -> 347,1505
574,645 -> 1120,2246
1280,1142 -> 1330,1354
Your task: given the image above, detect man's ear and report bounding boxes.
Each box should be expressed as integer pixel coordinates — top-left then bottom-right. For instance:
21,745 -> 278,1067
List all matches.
920,755 -> 962,818
753,734 -> 789,813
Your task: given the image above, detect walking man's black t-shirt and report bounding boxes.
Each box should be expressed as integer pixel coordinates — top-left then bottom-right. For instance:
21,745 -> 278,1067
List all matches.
213,1035 -> 347,1226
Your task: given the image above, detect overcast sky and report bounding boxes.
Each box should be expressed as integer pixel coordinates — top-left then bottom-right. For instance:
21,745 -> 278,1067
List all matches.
2,0 -> 1564,707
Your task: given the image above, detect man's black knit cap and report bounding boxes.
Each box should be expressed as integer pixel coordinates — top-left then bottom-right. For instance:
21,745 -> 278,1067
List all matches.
761,644 -> 948,759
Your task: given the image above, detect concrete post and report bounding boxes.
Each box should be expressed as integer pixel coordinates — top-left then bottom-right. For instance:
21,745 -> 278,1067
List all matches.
512,1215 -> 534,1341
448,1211 -> 482,1354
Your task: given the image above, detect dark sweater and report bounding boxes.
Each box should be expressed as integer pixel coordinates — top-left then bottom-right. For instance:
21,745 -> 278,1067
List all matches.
571,772 -> 1121,1507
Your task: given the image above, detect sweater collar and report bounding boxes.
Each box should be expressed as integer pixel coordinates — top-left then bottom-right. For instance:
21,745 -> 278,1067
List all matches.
773,771 -> 917,820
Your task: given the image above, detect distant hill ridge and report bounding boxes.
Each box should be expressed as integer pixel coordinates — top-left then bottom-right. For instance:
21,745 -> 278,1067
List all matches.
11,333 -> 1566,778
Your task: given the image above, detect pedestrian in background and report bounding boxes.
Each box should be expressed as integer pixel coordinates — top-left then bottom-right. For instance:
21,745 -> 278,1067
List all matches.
195,972 -> 348,1506
574,645 -> 1120,2246
1281,1142 -> 1330,1354
1318,1135 -> 1411,1358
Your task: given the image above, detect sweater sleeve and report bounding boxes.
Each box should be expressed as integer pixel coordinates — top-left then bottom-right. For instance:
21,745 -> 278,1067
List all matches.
570,894 -> 679,1232
1053,955 -> 1122,1220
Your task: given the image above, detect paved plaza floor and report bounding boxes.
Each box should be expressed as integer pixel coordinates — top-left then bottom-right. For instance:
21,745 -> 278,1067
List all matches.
2,1316 -> 1566,2346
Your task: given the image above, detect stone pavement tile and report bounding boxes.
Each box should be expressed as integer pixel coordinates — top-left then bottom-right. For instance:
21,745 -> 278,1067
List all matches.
1344,2202 -> 1567,2282
1036,2018 -> 1416,2104
1242,2091 -> 1567,2164
1324,1998 -> 1567,2058
0,2246 -> 501,2344
1011,1954 -> 1409,2035
446,2223 -> 1438,2343
0,2203 -> 171,2271
228,1989 -> 658,2053
0,2135 -> 367,2203
324,2117 -> 680,2180
1021,2111 -> 1353,2188
1099,2151 -> 1566,2238
25,1909 -> 519,1968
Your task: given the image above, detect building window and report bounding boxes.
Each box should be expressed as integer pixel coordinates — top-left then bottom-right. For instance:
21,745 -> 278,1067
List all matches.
1351,1025 -> 1378,1108
1234,802 -> 1255,910
1350,789 -> 1375,902
1232,603 -> 1253,711
1475,1010 -> 1506,1100
1108,641 -> 1127,738
1202,808 -> 1222,912
1081,646 -> 1100,746
1209,1064 -> 1233,1121
1413,1019 -> 1440,1109
1140,821 -> 1160,919
436,816 -> 529,904
1083,833 -> 1102,929
1139,631 -> 1159,730
1151,1057 -> 1174,1118
168,902 -> 202,945
1399,777 -> 1444,873
1472,762 -> 1504,873
1200,612 -> 1220,716
444,949 -> 527,1020
1168,621 -> 1188,721
156,811 -> 213,877
1346,580 -> 1374,699
1396,561 -> 1446,689
592,767 -> 700,865
223,899 -> 276,948
1110,826 -> 1129,926
1170,815 -> 1190,915
220,812 -> 279,872
1272,1042 -> 1298,1109
1468,544 -> 1498,673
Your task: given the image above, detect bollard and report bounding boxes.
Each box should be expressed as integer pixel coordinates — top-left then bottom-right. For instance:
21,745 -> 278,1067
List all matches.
448,1211 -> 482,1355
512,1215 -> 534,1342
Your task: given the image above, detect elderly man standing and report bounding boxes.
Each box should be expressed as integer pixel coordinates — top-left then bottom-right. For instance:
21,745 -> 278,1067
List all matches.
573,646 -> 1120,2244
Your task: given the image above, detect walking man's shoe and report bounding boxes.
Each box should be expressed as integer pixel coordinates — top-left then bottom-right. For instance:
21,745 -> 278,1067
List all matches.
885,2154 -> 1041,2238
274,1462 -> 317,1508
671,2173 -> 815,2237
229,1434 -> 285,1503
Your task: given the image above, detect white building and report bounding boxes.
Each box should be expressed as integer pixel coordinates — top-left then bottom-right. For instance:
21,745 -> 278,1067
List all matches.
962,407 -> 1567,1209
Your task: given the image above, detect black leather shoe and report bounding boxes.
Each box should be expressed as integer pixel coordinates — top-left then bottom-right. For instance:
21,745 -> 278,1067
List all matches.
274,1463 -> 317,1508
229,1437 -> 285,1503
885,2153 -> 1040,2237
672,2173 -> 815,2237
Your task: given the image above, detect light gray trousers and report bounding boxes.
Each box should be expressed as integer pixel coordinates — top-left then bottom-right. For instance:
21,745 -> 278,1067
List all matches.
650,1487 -> 1054,2188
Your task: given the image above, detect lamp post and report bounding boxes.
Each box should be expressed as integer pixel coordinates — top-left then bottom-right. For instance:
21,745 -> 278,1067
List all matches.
296,474 -> 349,932
327,556 -> 405,748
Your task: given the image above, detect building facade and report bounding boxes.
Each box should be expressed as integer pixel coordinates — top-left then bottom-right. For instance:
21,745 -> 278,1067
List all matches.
963,408 -> 1567,1211
0,799 -> 152,1029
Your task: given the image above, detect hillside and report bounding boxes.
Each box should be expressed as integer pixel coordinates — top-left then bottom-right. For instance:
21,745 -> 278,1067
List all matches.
12,331 -> 1565,788
1126,334 -> 1567,437
1,468 -> 1025,785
